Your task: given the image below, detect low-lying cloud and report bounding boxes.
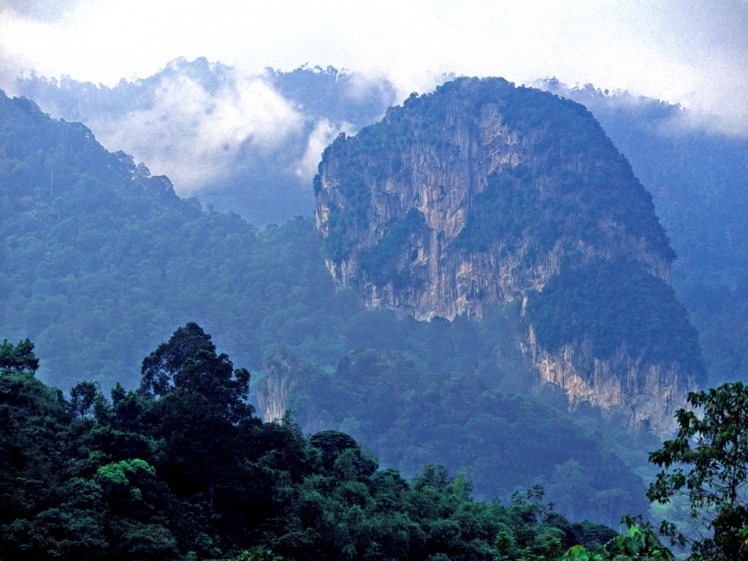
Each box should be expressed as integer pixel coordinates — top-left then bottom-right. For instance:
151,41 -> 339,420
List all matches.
2,1 -> 747,139
89,73 -> 306,194
295,118 -> 353,180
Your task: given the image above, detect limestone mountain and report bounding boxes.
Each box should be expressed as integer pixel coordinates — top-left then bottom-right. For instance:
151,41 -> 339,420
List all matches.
314,77 -> 705,434
21,65 -> 744,385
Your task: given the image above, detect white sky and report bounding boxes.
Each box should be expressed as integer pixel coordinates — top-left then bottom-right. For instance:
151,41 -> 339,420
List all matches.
0,0 -> 747,135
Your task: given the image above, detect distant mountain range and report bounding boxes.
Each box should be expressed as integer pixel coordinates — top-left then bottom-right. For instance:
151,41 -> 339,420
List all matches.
14,58 -> 398,225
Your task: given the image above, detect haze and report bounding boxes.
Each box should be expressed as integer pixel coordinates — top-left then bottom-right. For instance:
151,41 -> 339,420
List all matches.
1,0 -> 747,137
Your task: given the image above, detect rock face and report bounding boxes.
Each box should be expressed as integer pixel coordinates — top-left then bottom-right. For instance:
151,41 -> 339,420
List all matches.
255,347 -> 330,432
314,77 -> 704,434
315,78 -> 672,320
255,347 -> 303,423
527,328 -> 694,435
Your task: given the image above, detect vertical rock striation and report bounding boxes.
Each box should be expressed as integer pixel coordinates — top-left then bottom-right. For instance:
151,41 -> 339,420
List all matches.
255,347 -> 305,423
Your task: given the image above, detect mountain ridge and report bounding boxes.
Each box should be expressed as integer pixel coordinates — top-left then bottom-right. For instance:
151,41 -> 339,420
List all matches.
15,65 -> 747,388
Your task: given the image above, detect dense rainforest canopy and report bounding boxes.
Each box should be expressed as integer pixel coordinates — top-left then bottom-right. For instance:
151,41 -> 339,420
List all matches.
5,331 -> 744,560
0,330 -> 621,561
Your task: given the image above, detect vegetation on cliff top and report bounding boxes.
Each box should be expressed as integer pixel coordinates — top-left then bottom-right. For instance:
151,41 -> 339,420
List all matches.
545,81 -> 748,385
526,260 -> 705,382
316,77 -> 674,273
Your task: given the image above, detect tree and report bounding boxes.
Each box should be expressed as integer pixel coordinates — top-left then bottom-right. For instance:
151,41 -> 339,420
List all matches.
647,382 -> 748,560
0,338 -> 39,376
69,380 -> 102,419
138,322 -> 217,397
547,459 -> 593,522
135,322 -> 265,545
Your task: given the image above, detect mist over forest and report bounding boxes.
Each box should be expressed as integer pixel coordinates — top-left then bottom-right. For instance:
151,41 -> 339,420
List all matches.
1,59 -> 747,560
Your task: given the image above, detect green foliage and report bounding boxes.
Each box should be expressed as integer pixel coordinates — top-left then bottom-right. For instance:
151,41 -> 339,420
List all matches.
95,458 -> 156,487
0,392 -> 66,528
526,260 -> 705,381
68,379 -> 102,419
453,166 -> 557,255
139,322 -> 218,397
0,338 -> 40,375
0,86 -> 669,532
0,328 -> 620,561
271,342 -> 650,524
229,547 -> 284,561
561,519 -> 673,560
647,382 -> 748,560
0,104 -> 351,389
358,208 -> 426,286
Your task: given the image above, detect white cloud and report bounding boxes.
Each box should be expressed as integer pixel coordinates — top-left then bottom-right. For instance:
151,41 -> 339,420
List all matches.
0,0 -> 746,136
0,0 -> 77,21
89,73 -> 305,194
294,118 -> 352,180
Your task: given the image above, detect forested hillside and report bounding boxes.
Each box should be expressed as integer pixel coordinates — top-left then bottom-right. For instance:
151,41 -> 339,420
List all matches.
0,328 -> 620,561
0,89 -> 653,523
15,60 -> 397,225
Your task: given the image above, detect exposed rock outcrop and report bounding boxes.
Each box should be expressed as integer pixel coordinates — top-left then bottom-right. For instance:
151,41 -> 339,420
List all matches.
315,78 -> 672,320
255,347 -> 304,423
255,347 -> 332,431
526,327 -> 693,435
313,77 -> 702,434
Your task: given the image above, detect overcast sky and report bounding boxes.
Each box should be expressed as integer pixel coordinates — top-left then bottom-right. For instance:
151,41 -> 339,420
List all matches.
1,0 -> 747,136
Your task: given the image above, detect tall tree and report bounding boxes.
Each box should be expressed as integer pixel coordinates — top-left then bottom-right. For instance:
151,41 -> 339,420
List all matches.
138,322 -> 217,398
137,323 -> 266,551
0,338 -> 39,376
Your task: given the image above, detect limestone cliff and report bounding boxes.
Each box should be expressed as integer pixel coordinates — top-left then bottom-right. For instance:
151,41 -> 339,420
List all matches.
255,347 -> 300,423
315,78 -> 672,320
526,327 -> 694,435
255,347 -> 330,432
522,258 -> 704,433
314,77 -> 703,433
